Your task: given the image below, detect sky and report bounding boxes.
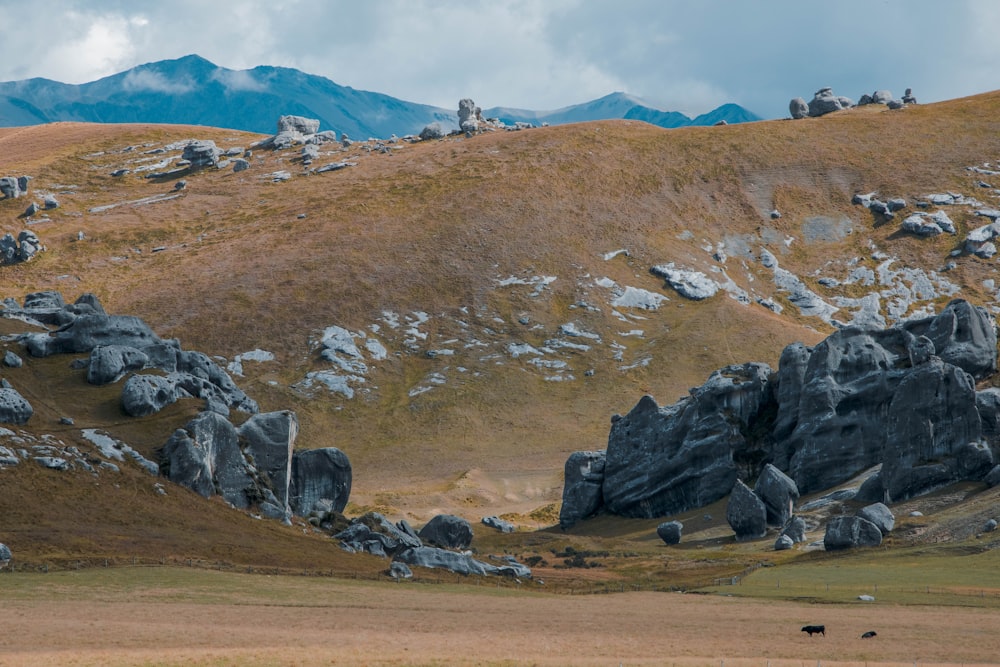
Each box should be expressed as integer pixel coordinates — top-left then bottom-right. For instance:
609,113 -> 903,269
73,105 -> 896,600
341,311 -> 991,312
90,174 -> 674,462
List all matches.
0,0 -> 998,120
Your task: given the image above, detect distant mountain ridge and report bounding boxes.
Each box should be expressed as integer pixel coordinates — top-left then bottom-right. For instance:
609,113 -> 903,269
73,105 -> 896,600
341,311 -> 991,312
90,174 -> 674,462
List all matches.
0,55 -> 761,137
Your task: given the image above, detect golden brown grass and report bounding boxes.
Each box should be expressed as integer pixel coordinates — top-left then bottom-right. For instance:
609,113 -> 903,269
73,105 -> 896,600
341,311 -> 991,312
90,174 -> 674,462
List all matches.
3,93 -> 1000,571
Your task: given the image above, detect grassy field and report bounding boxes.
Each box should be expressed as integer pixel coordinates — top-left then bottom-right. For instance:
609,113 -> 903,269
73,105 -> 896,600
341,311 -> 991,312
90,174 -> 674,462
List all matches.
2,564 -> 1000,666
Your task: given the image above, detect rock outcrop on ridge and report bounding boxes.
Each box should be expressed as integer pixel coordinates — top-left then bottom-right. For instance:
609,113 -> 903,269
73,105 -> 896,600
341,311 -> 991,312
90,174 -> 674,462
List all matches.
560,299 -> 999,528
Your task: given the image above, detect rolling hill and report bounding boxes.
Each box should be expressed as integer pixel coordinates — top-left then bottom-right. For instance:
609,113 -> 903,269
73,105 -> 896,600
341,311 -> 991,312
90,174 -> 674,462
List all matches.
2,90 -> 1000,577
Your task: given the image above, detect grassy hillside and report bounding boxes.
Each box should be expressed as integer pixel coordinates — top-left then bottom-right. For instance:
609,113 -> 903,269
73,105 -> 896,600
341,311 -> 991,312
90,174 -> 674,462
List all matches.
2,92 -> 1000,575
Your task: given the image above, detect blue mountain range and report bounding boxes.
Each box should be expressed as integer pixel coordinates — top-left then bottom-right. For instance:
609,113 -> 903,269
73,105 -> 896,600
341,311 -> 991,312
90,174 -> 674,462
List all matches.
0,54 -> 761,137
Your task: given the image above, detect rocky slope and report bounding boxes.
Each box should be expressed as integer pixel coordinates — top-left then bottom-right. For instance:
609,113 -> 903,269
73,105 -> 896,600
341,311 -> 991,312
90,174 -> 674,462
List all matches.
3,91 -> 1000,568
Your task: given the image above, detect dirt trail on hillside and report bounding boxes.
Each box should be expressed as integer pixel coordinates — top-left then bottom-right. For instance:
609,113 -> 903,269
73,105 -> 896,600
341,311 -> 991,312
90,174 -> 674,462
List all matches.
2,583 -> 999,666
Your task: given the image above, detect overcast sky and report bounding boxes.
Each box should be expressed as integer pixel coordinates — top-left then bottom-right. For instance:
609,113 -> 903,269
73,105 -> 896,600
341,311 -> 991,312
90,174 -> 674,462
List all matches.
1,0 -> 998,119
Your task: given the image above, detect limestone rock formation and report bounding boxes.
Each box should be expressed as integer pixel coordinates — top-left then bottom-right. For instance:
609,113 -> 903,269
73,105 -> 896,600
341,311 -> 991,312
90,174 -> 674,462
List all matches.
0,382 -> 32,424
418,514 -> 474,549
601,363 -> 773,519
121,374 -> 181,417
289,447 -> 352,516
558,450 -> 606,528
458,99 -> 480,134
87,345 -> 149,385
335,512 -> 422,557
181,140 -> 219,168
754,463 -> 799,526
656,520 -> 683,545
238,410 -> 298,515
807,88 -> 852,117
789,97 -> 809,119
482,516 -> 515,533
726,479 -> 768,541
856,502 -> 894,536
0,542 -> 10,566
824,516 -> 882,550
780,515 -> 807,543
0,231 -> 43,265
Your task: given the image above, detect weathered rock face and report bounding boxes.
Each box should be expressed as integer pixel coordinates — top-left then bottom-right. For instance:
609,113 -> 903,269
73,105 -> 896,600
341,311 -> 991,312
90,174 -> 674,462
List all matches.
237,411 -> 298,512
824,516 -> 882,550
777,300 -> 997,496
754,463 -> 799,526
882,359 -> 984,500
336,512 -> 422,557
395,546 -> 488,576
181,140 -> 219,168
458,99 -> 479,134
26,314 -> 160,356
0,383 -> 32,424
856,502 -> 894,536
558,450 -> 606,528
289,447 -> 352,516
121,374 -> 180,417
160,411 -> 256,507
726,479 -> 767,541
418,514 -> 474,549
657,520 -> 683,545
87,345 -> 149,385
601,363 -> 774,519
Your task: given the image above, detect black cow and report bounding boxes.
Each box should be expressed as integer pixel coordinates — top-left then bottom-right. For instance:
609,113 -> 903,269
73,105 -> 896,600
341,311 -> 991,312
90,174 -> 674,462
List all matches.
801,625 -> 825,637
861,630 -> 877,639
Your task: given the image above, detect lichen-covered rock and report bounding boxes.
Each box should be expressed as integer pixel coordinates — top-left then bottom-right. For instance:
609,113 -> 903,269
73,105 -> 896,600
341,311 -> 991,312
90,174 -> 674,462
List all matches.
824,516 -> 883,550
559,450 -> 606,528
656,520 -> 683,545
726,479 -> 767,541
0,384 -> 32,424
754,463 -> 799,526
418,514 -> 473,549
856,502 -> 895,536
289,447 -> 352,516
602,363 -> 773,519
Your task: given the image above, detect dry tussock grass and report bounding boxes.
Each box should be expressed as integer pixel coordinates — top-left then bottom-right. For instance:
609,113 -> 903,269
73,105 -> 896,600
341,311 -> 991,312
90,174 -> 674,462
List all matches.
3,93 -> 1000,569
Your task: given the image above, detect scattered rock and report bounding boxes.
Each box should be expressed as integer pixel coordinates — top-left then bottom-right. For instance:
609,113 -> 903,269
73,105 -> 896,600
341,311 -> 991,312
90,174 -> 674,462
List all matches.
418,514 -> 474,549
984,518 -> 998,532
232,159 -> 250,173
824,516 -> 883,550
482,516 -> 515,533
419,122 -> 445,140
181,140 -> 219,169
656,520 -> 683,545
3,350 -> 22,368
650,263 -> 719,300
774,534 -> 794,550
726,479 -> 768,541
856,502 -> 895,536
0,383 -> 33,424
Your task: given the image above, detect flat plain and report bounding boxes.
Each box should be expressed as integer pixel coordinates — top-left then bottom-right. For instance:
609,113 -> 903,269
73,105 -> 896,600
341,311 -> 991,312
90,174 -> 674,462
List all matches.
2,566 -> 1000,667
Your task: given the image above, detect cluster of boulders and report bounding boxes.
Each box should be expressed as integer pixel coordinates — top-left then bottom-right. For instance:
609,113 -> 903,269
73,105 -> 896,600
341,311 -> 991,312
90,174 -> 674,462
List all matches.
1,291 -> 352,523
252,115 -> 338,151
336,511 -> 531,579
789,87 -> 915,119
420,99 -> 529,141
824,502 -> 895,550
0,230 -> 43,266
560,299 -> 1000,549
0,175 -> 31,199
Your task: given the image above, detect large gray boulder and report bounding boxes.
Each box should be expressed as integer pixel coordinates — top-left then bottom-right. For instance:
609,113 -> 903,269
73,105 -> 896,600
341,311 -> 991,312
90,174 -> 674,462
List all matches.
0,231 -> 43,265
278,115 -> 320,135
558,450 -> 606,528
237,411 -> 297,512
418,514 -> 473,549
335,512 -> 422,556
289,447 -> 352,516
780,515 -> 807,543
0,176 -> 23,198
754,463 -> 799,526
808,88 -> 848,117
726,479 -> 767,541
789,97 -> 809,119
419,122 -> 445,140
601,363 -> 773,518
0,542 -> 10,566
181,140 -> 220,168
159,411 -> 257,508
121,374 -> 181,417
657,520 -> 683,545
25,314 -> 160,357
903,300 -> 997,380
824,516 -> 883,550
394,546 -> 489,576
0,383 -> 32,424
87,345 -> 149,385
856,502 -> 895,536
458,99 -> 479,134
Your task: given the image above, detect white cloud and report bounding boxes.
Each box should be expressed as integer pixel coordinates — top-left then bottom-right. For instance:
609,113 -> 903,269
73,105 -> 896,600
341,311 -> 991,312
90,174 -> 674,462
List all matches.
211,69 -> 267,93
122,69 -> 194,94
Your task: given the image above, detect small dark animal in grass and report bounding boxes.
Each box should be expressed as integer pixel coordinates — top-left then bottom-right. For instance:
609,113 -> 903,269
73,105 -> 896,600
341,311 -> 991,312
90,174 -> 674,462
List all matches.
861,630 -> 877,639
801,625 -> 826,637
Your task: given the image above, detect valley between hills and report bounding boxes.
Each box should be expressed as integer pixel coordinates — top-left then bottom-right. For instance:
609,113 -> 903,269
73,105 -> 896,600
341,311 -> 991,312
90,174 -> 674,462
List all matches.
2,92 -> 1000,666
